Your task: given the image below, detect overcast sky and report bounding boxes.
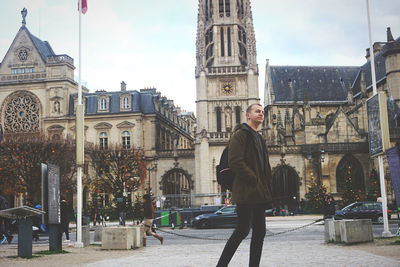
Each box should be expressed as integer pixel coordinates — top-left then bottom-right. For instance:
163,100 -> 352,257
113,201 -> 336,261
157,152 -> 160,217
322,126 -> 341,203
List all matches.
0,0 -> 399,112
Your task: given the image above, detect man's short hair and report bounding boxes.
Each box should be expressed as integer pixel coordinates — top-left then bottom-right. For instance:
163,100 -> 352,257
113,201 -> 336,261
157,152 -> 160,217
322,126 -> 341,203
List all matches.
246,103 -> 263,114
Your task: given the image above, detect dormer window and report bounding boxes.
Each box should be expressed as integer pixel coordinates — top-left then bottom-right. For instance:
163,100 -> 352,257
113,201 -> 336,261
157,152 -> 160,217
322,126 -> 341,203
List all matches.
98,95 -> 109,112
100,99 -> 107,110
123,97 -> 129,108
120,94 -> 131,111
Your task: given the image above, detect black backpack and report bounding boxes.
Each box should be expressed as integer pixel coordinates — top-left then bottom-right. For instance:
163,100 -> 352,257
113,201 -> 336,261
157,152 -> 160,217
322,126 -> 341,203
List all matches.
216,131 -> 250,191
216,146 -> 233,190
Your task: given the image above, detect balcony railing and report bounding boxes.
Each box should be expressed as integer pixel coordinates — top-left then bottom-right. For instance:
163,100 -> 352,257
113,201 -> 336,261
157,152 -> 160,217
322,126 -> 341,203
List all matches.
157,149 -> 195,158
47,54 -> 74,66
207,66 -> 247,75
208,131 -> 233,143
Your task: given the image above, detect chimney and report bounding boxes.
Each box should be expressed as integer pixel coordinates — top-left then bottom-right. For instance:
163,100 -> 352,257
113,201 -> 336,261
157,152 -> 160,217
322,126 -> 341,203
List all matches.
121,81 -> 126,91
387,27 -> 395,42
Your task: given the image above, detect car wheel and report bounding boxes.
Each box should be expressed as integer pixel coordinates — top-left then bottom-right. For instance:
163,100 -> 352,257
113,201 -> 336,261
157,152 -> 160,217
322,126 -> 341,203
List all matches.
376,215 -> 384,224
200,220 -> 209,229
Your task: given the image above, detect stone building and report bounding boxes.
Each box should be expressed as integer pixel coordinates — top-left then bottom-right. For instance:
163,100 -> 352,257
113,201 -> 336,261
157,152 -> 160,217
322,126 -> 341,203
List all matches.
195,0 -> 260,205
0,11 -> 195,208
264,29 -> 400,207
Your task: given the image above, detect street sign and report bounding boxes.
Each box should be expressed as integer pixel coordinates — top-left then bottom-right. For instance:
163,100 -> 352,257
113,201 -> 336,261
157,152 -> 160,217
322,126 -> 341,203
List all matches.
47,163 -> 61,224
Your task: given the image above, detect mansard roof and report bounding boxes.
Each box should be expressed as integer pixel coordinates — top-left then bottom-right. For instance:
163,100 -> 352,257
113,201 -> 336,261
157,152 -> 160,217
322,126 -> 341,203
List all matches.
69,89 -> 156,115
270,66 -> 359,103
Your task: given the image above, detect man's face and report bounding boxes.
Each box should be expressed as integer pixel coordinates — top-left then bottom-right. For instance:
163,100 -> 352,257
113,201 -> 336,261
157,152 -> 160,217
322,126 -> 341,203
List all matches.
246,105 -> 264,125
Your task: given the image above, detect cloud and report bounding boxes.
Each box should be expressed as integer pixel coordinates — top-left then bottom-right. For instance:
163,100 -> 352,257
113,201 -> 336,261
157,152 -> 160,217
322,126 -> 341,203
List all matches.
1,0 -> 400,112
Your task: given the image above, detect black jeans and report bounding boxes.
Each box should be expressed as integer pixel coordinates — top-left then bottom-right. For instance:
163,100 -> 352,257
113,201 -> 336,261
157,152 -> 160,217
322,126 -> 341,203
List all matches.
216,203 -> 266,267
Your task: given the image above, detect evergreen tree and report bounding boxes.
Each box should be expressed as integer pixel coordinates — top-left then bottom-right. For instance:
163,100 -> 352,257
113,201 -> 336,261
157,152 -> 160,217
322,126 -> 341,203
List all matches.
365,168 -> 380,201
341,165 -> 363,206
305,176 -> 327,213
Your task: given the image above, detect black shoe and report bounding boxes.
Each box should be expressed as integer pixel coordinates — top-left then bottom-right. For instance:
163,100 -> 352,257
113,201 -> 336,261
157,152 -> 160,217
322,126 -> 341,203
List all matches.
7,236 -> 13,244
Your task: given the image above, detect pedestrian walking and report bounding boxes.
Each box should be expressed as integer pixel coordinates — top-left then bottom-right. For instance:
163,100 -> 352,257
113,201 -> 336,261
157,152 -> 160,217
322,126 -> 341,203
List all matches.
60,199 -> 72,241
142,194 -> 163,245
216,103 -> 273,267
0,192 -> 13,244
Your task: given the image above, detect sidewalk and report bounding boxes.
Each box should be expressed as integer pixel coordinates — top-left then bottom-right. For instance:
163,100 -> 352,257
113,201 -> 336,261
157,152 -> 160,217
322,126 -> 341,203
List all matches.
0,232 -> 399,266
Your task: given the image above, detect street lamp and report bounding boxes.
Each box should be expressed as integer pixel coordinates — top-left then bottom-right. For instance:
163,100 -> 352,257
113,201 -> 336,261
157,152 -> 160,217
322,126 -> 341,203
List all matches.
143,156 -> 158,194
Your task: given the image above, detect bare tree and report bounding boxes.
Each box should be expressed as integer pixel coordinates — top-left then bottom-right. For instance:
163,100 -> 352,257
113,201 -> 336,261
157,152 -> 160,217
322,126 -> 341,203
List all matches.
88,145 -> 146,207
0,133 -> 76,201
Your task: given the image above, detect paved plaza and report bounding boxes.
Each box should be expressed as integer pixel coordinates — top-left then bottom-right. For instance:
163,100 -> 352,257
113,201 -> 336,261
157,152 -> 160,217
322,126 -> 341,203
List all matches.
0,216 -> 399,267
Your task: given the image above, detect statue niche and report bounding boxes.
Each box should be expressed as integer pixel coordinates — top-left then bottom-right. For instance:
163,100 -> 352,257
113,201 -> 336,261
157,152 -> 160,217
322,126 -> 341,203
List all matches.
224,107 -> 232,131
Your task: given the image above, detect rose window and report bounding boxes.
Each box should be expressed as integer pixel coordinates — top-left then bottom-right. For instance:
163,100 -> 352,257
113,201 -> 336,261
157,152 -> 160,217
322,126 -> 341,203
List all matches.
18,49 -> 28,61
3,93 -> 40,133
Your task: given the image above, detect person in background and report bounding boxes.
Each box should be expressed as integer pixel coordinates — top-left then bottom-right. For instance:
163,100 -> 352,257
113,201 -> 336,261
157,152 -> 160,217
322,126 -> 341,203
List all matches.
60,199 -> 73,241
32,204 -> 43,241
143,194 -> 163,245
0,192 -> 13,244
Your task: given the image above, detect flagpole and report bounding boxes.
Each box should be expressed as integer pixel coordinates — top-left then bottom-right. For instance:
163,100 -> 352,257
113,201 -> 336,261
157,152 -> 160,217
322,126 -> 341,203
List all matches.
75,0 -> 84,247
366,0 -> 391,237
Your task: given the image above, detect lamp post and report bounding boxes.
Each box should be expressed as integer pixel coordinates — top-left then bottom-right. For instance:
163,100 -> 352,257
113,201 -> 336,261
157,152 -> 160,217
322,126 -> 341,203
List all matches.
143,156 -> 158,194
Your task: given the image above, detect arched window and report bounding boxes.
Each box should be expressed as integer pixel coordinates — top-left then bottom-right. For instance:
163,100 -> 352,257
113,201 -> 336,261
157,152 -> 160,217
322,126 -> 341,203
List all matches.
216,107 -> 222,132
100,98 -> 107,111
225,0 -> 230,16
219,0 -> 224,16
122,131 -> 131,149
235,106 -> 241,124
99,132 -> 108,150
162,169 -> 192,208
220,27 -> 225,57
227,27 -> 232,56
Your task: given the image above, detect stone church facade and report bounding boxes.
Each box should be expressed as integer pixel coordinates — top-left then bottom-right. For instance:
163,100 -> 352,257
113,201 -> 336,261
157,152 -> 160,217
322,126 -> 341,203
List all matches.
264,30 -> 400,207
0,12 -> 196,208
194,0 -> 400,207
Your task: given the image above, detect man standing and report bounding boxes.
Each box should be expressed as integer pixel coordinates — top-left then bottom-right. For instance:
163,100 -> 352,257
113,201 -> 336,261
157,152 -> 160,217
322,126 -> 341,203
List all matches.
216,104 -> 272,267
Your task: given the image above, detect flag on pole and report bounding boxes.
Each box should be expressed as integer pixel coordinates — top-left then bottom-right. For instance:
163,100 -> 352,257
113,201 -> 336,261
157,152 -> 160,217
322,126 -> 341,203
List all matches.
78,0 -> 88,14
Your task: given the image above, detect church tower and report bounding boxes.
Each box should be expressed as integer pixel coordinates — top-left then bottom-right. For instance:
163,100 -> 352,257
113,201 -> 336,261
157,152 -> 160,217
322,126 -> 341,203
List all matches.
194,0 -> 259,204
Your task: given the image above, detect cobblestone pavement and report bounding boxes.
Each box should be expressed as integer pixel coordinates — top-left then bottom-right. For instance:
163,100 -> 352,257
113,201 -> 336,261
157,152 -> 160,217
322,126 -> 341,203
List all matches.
1,216 -> 399,267
87,239 -> 399,267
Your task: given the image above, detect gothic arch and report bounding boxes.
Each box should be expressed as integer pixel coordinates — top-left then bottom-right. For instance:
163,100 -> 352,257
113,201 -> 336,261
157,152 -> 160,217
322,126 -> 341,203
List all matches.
160,167 -> 194,208
271,163 -> 299,208
336,154 -> 365,193
0,90 -> 42,133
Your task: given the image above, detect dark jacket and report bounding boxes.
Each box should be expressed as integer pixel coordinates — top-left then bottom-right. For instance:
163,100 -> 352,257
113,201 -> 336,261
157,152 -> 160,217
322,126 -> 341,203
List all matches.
228,123 -> 273,205
143,202 -> 154,219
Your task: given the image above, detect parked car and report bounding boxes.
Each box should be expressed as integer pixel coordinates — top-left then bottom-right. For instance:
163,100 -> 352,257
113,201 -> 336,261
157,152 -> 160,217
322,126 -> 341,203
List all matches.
191,205 -> 237,229
334,201 -> 391,223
